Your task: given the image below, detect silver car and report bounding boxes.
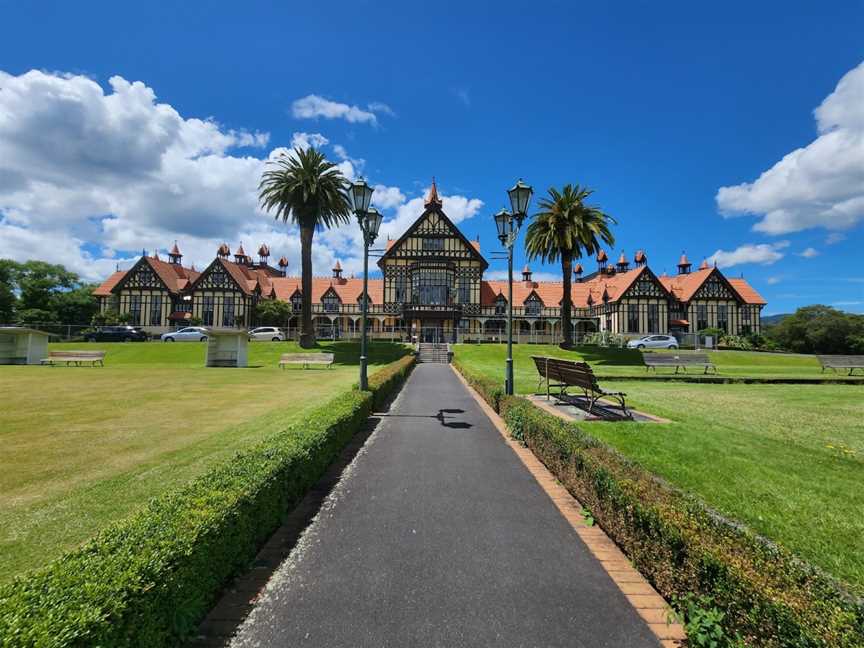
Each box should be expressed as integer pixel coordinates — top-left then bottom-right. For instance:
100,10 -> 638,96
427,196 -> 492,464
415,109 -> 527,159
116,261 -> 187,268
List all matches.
248,326 -> 286,342
627,334 -> 679,350
161,326 -> 208,342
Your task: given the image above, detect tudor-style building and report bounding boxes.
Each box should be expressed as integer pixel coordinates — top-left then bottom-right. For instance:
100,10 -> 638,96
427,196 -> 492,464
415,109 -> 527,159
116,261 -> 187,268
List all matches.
93,182 -> 766,340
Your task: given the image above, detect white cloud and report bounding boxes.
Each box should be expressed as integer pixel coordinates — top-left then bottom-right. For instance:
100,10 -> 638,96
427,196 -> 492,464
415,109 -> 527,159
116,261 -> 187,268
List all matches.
372,184 -> 406,209
290,131 -> 329,150
366,101 -> 395,117
798,247 -> 819,258
766,276 -> 781,285
291,94 -> 389,125
716,61 -> 864,235
826,232 -> 846,245
708,241 -> 790,268
0,70 -> 479,287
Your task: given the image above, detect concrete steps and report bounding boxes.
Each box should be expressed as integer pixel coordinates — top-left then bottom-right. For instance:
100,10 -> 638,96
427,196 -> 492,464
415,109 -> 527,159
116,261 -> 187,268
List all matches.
417,343 -> 450,363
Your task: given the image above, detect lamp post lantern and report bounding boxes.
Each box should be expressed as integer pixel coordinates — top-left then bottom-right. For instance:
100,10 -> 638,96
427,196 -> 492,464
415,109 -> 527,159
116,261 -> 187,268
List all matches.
494,179 -> 533,395
351,178 -> 381,391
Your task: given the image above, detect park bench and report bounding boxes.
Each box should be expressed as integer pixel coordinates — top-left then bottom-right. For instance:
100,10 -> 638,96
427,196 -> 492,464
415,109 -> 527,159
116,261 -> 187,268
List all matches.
532,355 -> 631,419
642,352 -> 717,374
817,355 -> 864,376
279,352 -> 334,369
40,350 -> 106,367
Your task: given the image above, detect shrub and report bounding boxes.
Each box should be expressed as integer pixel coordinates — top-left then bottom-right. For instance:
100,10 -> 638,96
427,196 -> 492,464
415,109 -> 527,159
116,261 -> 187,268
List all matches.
0,357 -> 415,647
583,331 -> 628,348
455,363 -> 864,647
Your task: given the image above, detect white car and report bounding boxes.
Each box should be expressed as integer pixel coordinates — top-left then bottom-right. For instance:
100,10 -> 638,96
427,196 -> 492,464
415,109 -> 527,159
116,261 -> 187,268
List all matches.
161,326 -> 208,342
248,326 -> 285,342
627,334 -> 679,350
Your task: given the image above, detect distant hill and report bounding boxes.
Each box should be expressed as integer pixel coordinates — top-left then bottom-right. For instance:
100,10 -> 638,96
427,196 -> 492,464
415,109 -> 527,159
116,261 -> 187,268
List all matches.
762,313 -> 791,326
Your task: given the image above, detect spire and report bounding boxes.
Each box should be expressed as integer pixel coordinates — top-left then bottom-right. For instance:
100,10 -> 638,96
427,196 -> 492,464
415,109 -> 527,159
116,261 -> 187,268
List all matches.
278,255 -> 289,277
677,251 -> 692,275
217,243 -> 230,259
699,258 -> 709,270
616,250 -> 629,272
424,177 -> 442,208
332,259 -> 343,280
168,241 -> 182,265
574,263 -> 584,282
522,265 -> 532,283
258,243 -> 270,262
634,250 -> 646,266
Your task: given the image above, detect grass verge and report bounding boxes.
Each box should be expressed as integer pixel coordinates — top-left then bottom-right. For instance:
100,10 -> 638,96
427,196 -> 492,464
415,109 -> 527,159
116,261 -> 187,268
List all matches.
0,354 -> 415,647
452,359 -> 864,647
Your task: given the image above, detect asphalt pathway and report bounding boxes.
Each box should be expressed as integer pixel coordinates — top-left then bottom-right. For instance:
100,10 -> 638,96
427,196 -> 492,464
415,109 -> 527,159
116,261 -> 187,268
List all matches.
231,363 -> 659,647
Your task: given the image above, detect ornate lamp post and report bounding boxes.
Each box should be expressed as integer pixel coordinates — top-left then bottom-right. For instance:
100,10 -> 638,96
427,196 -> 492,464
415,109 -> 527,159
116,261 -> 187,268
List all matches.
494,179 -> 533,395
350,179 -> 380,390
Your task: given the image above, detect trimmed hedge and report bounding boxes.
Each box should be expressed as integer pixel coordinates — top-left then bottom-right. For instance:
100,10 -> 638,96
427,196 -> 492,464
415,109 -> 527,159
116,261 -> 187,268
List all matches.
452,362 -> 864,648
0,355 -> 415,647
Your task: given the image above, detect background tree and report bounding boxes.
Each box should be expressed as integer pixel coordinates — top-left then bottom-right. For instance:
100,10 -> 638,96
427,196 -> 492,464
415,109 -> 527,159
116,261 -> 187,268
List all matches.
258,147 -> 351,348
524,185 -> 615,348
255,299 -> 294,327
0,260 -> 17,324
765,305 -> 864,354
0,259 -> 99,325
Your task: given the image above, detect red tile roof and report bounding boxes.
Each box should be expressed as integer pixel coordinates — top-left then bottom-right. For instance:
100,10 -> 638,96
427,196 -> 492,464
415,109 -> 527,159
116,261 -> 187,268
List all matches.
92,270 -> 126,296
728,278 -> 767,305
271,277 -> 384,304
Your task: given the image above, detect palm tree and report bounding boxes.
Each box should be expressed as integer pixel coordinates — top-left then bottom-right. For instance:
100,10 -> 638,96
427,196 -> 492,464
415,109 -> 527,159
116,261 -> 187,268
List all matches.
525,184 -> 615,348
259,147 -> 352,348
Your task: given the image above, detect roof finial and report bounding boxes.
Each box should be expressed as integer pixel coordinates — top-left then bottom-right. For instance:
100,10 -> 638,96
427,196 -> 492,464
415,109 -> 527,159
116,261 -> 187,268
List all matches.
425,177 -> 442,207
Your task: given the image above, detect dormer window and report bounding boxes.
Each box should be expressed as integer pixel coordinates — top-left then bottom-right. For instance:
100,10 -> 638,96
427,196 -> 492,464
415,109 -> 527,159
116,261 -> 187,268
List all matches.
291,292 -> 302,312
323,291 -> 341,313
358,293 -> 371,308
525,295 -> 542,316
495,295 -> 507,316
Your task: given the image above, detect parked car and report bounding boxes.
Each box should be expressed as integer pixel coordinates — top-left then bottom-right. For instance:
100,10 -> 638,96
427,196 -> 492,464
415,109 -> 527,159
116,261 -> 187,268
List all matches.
84,325 -> 148,342
161,326 -> 208,342
248,326 -> 286,342
627,334 -> 679,350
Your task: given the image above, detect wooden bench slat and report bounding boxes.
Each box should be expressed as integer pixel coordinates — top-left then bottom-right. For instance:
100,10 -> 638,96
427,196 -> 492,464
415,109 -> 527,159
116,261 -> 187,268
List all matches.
41,350 -> 106,367
531,355 -> 631,419
278,353 -> 334,369
817,355 -> 864,375
642,352 -> 717,374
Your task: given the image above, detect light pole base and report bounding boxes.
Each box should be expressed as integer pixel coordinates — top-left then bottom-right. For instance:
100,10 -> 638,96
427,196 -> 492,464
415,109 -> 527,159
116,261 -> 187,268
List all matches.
505,357 -> 514,396
359,355 -> 368,391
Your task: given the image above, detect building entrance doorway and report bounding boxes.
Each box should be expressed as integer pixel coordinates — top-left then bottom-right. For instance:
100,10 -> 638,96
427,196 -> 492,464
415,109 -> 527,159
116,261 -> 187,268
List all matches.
420,322 -> 445,343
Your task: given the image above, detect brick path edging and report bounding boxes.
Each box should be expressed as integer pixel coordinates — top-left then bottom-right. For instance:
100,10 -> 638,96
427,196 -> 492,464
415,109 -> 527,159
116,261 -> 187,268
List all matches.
450,366 -> 686,647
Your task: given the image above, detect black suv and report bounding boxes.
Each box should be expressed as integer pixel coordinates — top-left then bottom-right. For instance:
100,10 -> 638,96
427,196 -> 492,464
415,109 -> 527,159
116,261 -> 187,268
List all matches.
84,326 -> 148,342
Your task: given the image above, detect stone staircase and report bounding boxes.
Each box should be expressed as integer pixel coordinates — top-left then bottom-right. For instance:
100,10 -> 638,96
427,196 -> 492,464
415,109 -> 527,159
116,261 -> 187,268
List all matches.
417,342 -> 450,364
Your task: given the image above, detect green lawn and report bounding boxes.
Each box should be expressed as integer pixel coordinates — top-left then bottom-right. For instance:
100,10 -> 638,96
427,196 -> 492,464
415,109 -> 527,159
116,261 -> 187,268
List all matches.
454,342 -> 853,380
454,344 -> 864,593
0,340 -> 408,581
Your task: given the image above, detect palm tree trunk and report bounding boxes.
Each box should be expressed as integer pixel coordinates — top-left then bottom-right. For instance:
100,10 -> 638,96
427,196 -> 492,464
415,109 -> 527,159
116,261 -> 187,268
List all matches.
299,225 -> 315,348
561,252 -> 573,349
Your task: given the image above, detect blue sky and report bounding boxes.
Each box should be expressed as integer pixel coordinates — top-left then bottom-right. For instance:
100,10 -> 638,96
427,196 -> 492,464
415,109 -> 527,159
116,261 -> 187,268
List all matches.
1,1 -> 863,314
